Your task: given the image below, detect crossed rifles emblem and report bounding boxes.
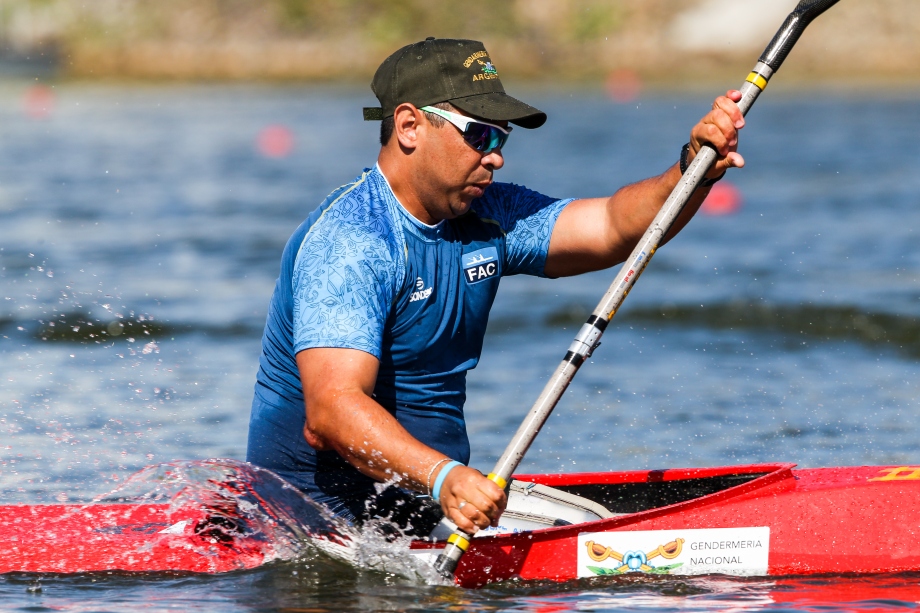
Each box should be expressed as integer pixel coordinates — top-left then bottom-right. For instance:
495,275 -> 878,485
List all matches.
585,537 -> 685,573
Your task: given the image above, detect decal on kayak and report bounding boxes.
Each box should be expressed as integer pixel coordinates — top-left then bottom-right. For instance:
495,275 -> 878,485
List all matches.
462,247 -> 499,284
577,527 -> 769,577
158,519 -> 192,535
869,466 -> 920,481
93,522 -> 169,535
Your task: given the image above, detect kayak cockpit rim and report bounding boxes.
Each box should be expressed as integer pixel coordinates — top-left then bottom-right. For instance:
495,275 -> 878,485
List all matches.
412,463 -> 797,547
517,462 -> 796,516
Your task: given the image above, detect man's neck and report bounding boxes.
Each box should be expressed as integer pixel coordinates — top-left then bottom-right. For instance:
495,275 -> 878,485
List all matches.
377,149 -> 440,226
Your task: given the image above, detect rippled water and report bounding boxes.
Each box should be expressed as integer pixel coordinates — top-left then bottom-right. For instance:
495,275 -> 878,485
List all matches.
2,82 -> 920,610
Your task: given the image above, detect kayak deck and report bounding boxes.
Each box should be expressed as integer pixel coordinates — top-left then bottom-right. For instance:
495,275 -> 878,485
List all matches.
0,502 -> 266,574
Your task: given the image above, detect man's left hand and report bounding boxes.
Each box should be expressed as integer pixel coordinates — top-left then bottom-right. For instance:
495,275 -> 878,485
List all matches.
688,89 -> 746,179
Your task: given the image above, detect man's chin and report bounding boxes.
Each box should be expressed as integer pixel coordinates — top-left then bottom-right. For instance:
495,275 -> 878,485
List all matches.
446,201 -> 473,219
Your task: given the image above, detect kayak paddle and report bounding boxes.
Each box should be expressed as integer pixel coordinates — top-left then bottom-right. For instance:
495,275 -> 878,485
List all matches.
434,0 -> 841,578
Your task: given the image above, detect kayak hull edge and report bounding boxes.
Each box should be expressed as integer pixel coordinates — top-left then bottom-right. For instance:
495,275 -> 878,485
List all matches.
3,462 -> 919,586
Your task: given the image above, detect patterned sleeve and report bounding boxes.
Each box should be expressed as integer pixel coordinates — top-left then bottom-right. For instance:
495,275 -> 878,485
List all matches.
472,182 -> 574,277
291,219 -> 400,359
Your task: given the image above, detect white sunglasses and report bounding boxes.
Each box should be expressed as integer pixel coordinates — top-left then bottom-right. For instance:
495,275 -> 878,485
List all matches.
420,106 -> 512,153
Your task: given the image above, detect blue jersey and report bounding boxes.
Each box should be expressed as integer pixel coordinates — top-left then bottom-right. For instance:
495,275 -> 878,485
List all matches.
247,165 -> 571,516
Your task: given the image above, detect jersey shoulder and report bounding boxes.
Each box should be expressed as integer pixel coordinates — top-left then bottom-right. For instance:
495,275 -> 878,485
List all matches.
291,169 -> 408,357
297,169 -> 406,276
470,181 -> 568,231
469,181 -> 574,277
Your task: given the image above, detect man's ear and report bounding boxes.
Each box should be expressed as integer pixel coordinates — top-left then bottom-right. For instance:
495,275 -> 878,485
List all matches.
392,103 -> 423,151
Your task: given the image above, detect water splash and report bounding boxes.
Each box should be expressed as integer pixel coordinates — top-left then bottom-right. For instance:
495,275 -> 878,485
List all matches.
352,513 -> 452,586
0,458 -> 451,582
92,459 -> 355,566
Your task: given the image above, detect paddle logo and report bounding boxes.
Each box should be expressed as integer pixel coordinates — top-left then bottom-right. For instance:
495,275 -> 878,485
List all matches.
462,247 -> 499,284
577,527 -> 769,577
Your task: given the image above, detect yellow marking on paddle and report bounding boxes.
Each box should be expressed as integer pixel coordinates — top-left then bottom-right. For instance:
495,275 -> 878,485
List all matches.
746,72 -> 768,91
487,473 -> 508,489
448,533 -> 470,551
870,466 -> 920,481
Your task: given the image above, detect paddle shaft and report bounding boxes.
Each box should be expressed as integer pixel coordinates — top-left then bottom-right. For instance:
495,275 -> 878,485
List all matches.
434,0 -> 840,577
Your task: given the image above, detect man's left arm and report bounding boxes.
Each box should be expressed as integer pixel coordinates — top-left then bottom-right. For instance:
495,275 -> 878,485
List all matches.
544,90 -> 745,278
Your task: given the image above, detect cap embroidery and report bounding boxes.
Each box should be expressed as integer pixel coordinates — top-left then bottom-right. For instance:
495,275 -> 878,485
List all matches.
473,59 -> 499,81
463,50 -> 489,68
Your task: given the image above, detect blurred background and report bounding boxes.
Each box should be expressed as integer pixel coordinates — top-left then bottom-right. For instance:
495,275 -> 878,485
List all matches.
1,0 -> 920,507
1,0 -> 918,84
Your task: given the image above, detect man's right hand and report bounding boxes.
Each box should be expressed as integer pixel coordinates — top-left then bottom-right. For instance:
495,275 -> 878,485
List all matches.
299,347 -> 507,532
437,464 -> 507,533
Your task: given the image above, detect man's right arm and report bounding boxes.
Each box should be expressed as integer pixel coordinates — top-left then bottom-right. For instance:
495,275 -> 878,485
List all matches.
297,347 -> 505,533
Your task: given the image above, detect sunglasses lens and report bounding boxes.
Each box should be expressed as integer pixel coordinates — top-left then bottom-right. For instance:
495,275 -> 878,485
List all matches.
463,123 -> 508,153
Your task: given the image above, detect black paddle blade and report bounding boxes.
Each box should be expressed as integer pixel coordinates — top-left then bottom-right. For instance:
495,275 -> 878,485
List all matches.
759,0 -> 841,71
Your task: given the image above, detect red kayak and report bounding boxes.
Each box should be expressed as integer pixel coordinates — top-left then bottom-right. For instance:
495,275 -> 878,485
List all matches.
3,460 -> 920,587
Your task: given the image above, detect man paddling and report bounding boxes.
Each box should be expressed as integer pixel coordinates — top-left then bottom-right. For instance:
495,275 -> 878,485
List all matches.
247,38 -> 745,537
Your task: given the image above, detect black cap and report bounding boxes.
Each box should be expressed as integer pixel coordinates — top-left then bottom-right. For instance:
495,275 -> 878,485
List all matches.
363,38 -> 546,129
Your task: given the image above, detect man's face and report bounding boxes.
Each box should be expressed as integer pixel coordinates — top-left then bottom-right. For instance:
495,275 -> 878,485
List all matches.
417,106 -> 506,221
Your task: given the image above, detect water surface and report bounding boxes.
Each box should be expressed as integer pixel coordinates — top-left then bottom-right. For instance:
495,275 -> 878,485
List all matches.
2,83 -> 920,611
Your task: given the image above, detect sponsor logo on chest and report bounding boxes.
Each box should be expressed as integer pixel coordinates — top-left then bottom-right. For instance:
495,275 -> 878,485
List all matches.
462,247 -> 499,284
410,276 -> 433,303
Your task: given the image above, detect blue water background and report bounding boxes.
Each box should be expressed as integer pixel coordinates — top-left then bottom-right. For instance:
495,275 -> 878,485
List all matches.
2,82 -> 920,610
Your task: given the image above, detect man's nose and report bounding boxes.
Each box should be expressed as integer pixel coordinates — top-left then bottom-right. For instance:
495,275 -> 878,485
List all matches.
483,148 -> 504,170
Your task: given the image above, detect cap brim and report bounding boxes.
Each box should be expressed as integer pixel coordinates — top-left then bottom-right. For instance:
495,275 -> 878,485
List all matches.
449,92 -> 546,129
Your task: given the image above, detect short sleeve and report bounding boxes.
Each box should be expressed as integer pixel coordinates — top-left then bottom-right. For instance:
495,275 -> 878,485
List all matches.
292,221 -> 400,359
472,183 -> 573,277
